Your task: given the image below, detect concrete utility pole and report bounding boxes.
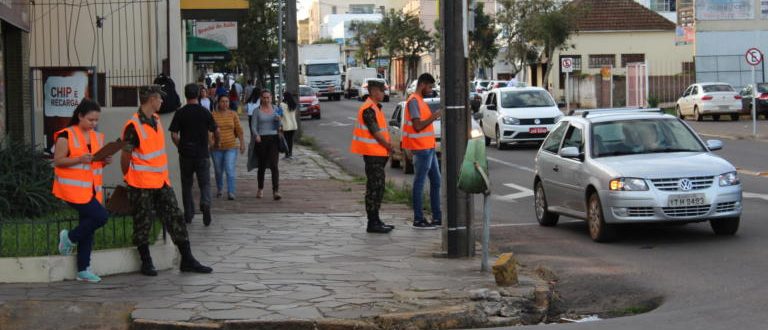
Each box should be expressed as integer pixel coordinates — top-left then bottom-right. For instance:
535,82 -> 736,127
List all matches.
440,0 -> 473,258
285,0 -> 301,136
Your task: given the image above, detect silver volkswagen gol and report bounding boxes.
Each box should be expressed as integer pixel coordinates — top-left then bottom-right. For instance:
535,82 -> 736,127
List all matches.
533,109 -> 742,242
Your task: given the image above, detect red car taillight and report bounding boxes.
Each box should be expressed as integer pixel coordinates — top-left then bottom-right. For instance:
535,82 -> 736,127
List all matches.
759,93 -> 768,100
734,95 -> 742,100
701,95 -> 713,101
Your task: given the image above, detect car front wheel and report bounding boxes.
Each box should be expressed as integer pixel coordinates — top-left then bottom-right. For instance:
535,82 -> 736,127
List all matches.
676,106 -> 684,119
710,217 -> 739,235
495,127 -> 506,150
535,181 -> 559,226
588,193 -> 615,242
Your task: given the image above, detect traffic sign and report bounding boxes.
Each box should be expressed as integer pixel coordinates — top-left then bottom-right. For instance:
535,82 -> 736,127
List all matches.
745,48 -> 763,66
561,58 -> 574,73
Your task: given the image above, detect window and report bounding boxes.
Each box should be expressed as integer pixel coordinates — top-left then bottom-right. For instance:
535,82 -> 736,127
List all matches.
591,119 -> 705,158
650,0 -> 676,12
349,4 -> 375,14
621,54 -> 645,67
559,56 -> 582,70
702,84 -> 734,93
542,121 -> 569,153
588,55 -> 615,69
500,90 -> 555,108
692,86 -> 699,95
331,6 -> 337,14
485,93 -> 496,107
562,126 -> 584,155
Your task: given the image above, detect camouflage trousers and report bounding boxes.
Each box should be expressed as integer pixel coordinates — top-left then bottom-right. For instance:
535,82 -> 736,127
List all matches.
364,156 -> 388,217
128,185 -> 189,246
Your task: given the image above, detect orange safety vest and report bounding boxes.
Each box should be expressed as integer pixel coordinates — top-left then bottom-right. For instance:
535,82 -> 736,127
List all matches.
350,99 -> 390,157
52,126 -> 105,204
122,113 -> 170,189
402,93 -> 436,150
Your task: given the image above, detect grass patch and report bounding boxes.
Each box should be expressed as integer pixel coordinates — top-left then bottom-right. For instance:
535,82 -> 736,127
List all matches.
1,212 -> 163,257
298,135 -> 318,147
382,180 -> 431,214
661,107 -> 676,116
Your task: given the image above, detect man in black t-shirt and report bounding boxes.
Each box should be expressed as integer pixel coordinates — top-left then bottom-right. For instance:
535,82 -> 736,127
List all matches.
169,83 -> 220,226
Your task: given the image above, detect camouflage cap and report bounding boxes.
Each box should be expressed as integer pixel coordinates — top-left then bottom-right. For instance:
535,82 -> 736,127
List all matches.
139,85 -> 166,99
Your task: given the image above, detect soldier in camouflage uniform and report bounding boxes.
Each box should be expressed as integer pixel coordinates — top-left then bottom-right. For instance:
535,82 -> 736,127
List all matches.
121,85 -> 212,276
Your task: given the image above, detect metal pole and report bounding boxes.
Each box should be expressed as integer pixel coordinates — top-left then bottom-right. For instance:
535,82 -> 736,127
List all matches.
565,71 -> 570,113
753,65 -> 757,137
481,193 -> 491,272
285,0 -> 301,137
441,0 -> 473,258
278,0 -> 284,101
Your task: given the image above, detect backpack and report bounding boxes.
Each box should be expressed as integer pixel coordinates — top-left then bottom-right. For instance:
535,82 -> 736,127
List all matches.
153,74 -> 181,114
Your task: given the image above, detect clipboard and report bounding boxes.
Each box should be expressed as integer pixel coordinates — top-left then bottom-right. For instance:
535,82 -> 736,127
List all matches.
93,139 -> 127,161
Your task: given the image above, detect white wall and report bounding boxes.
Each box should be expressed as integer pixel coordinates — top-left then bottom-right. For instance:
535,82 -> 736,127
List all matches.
695,30 -> 768,89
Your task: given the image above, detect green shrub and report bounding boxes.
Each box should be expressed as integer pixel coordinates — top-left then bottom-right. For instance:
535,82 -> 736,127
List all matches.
0,140 -> 63,219
647,96 -> 660,108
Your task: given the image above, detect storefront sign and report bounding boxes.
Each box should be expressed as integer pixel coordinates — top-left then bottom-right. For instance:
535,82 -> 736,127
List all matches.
195,21 -> 238,50
41,67 -> 95,152
696,0 -> 754,20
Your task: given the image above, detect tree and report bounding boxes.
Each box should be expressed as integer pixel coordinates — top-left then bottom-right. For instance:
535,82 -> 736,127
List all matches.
400,13 -> 434,91
469,3 -> 499,79
348,21 -> 383,67
497,0 -> 580,87
237,0 -> 280,89
379,10 -> 406,89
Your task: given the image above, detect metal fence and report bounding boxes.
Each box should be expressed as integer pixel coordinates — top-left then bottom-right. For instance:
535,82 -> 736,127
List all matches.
0,187 -> 165,258
696,55 -> 766,90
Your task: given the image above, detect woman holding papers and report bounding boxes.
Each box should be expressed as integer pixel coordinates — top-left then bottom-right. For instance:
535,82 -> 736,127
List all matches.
52,98 -> 113,283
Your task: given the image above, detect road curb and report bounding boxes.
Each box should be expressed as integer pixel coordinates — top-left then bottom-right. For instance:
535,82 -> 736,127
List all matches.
129,272 -> 556,330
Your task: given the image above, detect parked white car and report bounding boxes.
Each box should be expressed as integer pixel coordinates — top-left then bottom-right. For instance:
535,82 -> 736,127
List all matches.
676,83 -> 743,121
359,78 -> 391,102
479,87 -> 564,149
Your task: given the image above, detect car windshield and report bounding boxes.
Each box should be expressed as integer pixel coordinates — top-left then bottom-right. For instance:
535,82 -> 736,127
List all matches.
500,90 -> 555,108
306,63 -> 339,76
591,119 -> 706,158
299,87 -> 314,96
479,81 -> 490,87
702,84 -> 734,93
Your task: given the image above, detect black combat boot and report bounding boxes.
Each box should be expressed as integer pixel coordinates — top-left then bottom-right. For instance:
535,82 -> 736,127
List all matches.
366,211 -> 392,234
137,244 -> 158,276
178,241 -> 213,273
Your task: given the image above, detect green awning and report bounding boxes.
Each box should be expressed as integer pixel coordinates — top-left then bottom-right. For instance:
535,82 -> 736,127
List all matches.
186,36 -> 229,54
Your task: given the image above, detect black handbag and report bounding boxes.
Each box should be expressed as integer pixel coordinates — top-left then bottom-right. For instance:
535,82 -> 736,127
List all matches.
278,134 -> 289,153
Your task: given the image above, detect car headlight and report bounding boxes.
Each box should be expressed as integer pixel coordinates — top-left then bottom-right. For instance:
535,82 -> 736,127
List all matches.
502,116 -> 519,125
609,178 -> 649,191
719,172 -> 740,186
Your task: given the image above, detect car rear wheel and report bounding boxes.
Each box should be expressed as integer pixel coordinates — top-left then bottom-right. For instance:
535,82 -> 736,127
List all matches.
534,181 -> 559,226
710,217 -> 739,236
587,193 -> 615,242
495,127 -> 506,150
694,107 -> 703,122
731,114 -> 739,121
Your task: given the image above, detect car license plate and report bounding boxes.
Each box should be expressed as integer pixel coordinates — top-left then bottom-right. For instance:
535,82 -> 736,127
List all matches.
719,105 -> 729,111
529,127 -> 548,134
668,194 -> 706,207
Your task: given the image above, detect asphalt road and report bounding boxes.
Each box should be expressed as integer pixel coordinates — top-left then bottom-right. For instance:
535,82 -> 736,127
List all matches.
302,98 -> 768,329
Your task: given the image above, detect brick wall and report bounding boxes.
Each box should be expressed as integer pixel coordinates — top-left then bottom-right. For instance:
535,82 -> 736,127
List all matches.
3,23 -> 31,142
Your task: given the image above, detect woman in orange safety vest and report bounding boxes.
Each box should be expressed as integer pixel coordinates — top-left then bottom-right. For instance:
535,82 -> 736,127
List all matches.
52,98 -> 112,283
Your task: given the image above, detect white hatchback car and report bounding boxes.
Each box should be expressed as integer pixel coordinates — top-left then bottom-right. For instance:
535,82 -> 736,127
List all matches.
480,87 -> 563,149
676,82 -> 743,121
359,78 -> 390,102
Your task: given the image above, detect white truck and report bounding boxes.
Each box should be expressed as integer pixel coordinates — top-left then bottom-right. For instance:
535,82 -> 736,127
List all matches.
298,44 -> 344,101
344,67 -> 378,99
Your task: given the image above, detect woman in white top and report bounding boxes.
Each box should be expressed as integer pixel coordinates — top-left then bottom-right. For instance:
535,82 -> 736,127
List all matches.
281,91 -> 298,159
245,91 -> 261,135
199,86 -> 213,111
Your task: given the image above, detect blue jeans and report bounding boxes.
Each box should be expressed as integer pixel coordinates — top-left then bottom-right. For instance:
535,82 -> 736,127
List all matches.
412,148 -> 442,223
212,148 -> 238,194
67,198 -> 108,271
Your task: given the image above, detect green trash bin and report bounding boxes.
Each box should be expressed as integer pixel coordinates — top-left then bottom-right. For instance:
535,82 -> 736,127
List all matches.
457,137 -> 490,195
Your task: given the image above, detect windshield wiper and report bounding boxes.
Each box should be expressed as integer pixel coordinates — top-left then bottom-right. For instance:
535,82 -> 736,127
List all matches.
650,148 -> 700,153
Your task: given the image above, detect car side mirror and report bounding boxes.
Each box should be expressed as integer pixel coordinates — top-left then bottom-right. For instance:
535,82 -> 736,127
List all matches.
487,104 -> 497,111
473,112 -> 484,120
389,120 -> 399,127
559,147 -> 581,159
706,139 -> 723,151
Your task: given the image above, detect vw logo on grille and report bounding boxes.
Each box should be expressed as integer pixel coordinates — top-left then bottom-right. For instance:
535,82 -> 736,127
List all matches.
534,118 -> 541,125
678,179 -> 693,191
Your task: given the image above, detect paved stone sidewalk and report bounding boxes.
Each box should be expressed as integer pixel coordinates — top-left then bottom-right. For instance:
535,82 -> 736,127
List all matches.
0,142 -> 551,329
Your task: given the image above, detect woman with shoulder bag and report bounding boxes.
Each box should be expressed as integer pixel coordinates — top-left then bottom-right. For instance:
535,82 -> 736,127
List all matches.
53,98 -> 112,283
251,90 -> 283,200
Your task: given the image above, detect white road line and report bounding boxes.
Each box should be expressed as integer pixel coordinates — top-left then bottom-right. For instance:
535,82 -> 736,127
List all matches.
493,182 -> 534,202
744,192 -> 768,201
319,121 -> 352,127
487,156 -> 535,173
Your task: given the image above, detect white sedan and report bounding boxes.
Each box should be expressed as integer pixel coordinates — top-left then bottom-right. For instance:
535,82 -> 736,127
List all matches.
676,83 -> 743,121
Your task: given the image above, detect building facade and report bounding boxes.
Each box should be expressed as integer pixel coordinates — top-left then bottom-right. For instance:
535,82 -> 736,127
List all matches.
1,1 -> 31,140
299,18 -> 310,45
308,0 -> 409,43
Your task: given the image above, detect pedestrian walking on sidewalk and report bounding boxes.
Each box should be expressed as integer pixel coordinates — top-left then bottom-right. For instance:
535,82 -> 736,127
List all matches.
53,98 -> 110,283
245,91 -> 260,135
169,83 -> 220,226
199,86 -> 213,111
251,90 -> 283,200
281,91 -> 298,159
120,85 -> 213,276
211,95 -> 246,200
404,73 -> 443,229
350,80 -> 395,234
